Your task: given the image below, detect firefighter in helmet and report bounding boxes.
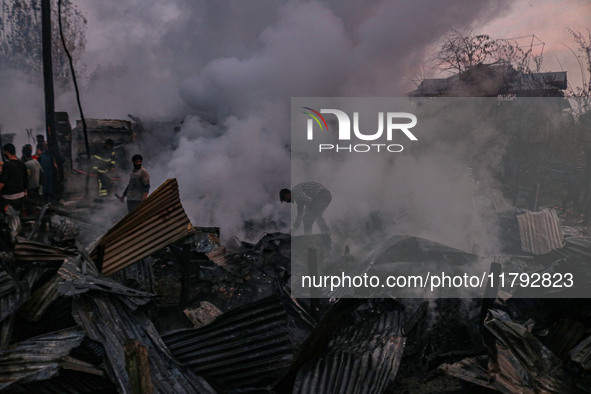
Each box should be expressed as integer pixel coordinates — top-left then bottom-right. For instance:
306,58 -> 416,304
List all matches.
92,139 -> 116,197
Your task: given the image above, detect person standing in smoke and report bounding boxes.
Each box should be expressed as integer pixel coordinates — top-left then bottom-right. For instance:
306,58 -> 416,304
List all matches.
92,139 -> 117,198
21,144 -> 42,201
119,154 -> 150,213
38,143 -> 60,205
280,181 -> 331,234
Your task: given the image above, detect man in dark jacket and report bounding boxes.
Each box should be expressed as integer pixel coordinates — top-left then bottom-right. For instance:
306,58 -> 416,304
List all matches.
0,143 -> 28,213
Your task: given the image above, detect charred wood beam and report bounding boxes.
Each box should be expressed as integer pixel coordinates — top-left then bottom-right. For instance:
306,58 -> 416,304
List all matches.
124,339 -> 154,394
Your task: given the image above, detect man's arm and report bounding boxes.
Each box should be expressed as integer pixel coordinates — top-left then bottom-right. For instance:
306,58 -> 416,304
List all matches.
141,170 -> 150,200
119,184 -> 129,202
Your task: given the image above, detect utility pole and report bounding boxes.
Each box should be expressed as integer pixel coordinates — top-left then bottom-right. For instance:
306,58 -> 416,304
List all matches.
41,0 -> 64,198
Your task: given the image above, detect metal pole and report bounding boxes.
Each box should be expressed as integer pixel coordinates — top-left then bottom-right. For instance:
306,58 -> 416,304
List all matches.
42,0 -> 63,196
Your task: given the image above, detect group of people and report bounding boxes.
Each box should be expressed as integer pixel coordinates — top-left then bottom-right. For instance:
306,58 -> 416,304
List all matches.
3,134 -> 327,235
0,134 -> 151,224
90,138 -> 151,213
0,137 -> 56,216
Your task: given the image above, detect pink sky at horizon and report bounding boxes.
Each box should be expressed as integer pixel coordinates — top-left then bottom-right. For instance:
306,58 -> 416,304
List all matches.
478,0 -> 591,90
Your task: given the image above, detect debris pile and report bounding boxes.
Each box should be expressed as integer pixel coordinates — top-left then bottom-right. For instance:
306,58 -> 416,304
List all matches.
2,184 -> 591,392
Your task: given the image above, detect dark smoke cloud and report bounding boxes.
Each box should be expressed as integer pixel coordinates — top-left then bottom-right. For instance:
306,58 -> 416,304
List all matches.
5,0 -> 514,241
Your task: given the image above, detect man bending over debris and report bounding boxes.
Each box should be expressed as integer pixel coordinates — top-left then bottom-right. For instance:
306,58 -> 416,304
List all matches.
280,181 -> 331,234
119,154 -> 150,212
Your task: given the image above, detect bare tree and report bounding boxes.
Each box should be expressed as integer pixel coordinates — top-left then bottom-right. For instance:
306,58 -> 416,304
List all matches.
433,28 -> 543,75
0,0 -> 86,86
566,28 -> 591,115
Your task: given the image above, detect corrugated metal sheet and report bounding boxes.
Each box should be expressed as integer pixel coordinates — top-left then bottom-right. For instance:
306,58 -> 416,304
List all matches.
58,257 -> 153,311
12,369 -> 117,393
439,356 -> 505,392
111,257 -> 155,294
293,311 -> 405,394
14,237 -> 78,262
18,275 -> 61,322
163,296 -> 295,391
482,310 -> 590,393
59,256 -> 213,393
553,237 -> 591,259
0,261 -> 30,324
0,327 -> 85,390
72,294 -> 215,393
516,208 -> 564,255
570,335 -> 591,370
90,178 -> 196,276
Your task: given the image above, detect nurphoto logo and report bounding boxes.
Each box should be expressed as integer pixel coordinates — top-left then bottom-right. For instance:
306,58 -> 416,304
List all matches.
302,107 -> 418,153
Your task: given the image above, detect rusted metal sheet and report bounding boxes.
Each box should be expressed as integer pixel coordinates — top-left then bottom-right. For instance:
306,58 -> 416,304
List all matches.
439,356 -> 506,392
516,208 -> 564,254
570,335 -> 591,370
18,275 -> 61,322
72,294 -> 214,393
76,118 -> 134,144
484,311 -> 591,392
183,301 -> 223,328
58,257 -> 154,310
14,237 -> 77,262
441,309 -> 591,393
57,254 -> 213,393
0,327 -> 85,390
14,369 -> 117,393
112,257 -> 156,294
0,261 -> 29,324
553,236 -> 591,259
90,178 -> 196,275
293,311 -> 406,394
163,296 -> 296,391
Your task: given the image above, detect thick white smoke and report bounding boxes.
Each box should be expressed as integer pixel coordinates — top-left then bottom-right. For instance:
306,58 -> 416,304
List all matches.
3,0 -> 521,242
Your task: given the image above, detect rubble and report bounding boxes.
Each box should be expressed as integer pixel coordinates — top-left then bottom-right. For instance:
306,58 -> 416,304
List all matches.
3,178 -> 591,393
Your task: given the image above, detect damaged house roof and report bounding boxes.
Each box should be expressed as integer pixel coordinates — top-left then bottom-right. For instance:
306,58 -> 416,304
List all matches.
409,63 -> 567,97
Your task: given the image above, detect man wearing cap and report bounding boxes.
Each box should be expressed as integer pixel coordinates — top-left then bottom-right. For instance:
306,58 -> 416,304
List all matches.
92,139 -> 116,197
280,181 -> 331,234
0,143 -> 28,214
119,154 -> 150,212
